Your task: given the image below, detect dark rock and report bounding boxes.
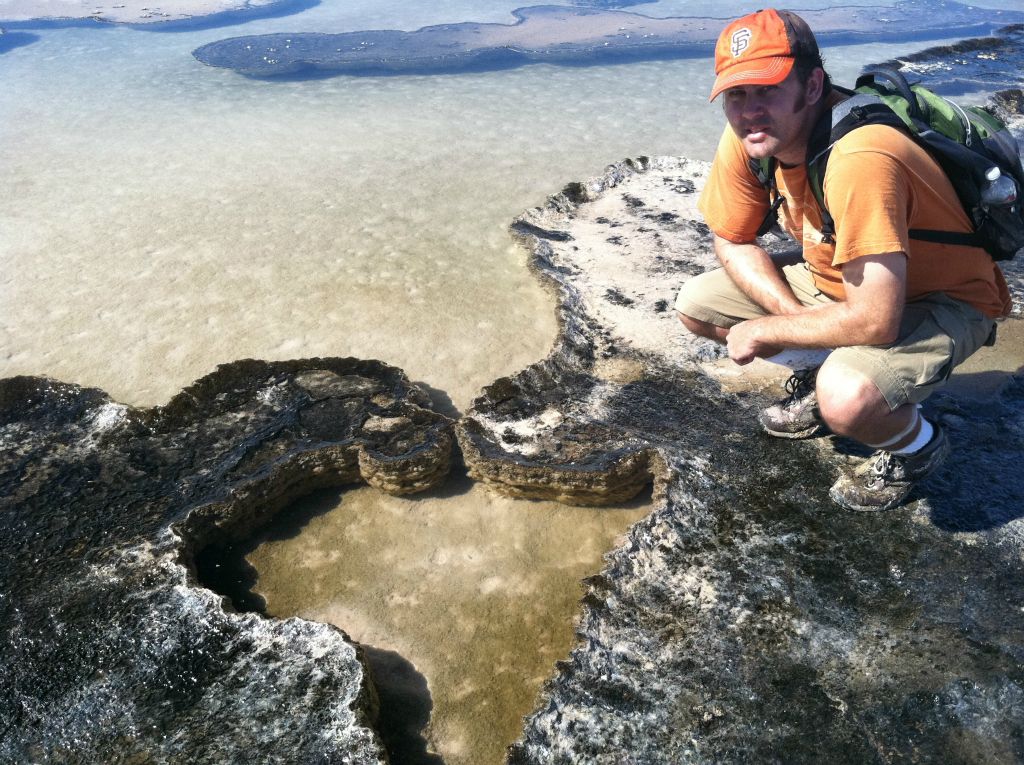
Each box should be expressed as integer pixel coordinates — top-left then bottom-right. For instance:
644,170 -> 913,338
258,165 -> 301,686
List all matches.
461,156 -> 1024,763
867,24 -> 1024,96
0,358 -> 452,763
191,2 -> 1024,79
511,220 -> 574,242
604,288 -> 634,306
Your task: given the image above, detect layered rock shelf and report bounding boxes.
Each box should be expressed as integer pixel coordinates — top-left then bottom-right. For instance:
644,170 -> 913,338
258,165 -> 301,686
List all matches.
0,358 -> 452,763
191,0 -> 1024,78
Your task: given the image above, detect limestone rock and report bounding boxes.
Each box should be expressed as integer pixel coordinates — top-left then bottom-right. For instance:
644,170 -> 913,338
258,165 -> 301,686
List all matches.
457,155 -> 1024,763
0,357 -> 452,763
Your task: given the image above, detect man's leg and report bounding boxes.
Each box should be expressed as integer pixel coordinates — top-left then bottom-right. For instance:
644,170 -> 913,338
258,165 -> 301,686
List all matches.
815,360 -> 918,447
817,294 -> 996,511
677,314 -> 730,343
677,263 -> 835,438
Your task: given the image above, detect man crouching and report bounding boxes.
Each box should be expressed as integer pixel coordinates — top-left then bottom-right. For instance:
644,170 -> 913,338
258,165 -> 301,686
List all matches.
676,9 -> 1010,510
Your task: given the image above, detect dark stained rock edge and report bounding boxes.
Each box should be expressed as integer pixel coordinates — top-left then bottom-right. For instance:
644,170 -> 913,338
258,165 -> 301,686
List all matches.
0,357 -> 454,763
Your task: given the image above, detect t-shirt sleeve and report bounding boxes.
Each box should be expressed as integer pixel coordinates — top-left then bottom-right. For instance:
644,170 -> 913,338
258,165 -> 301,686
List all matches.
824,144 -> 911,266
697,127 -> 771,243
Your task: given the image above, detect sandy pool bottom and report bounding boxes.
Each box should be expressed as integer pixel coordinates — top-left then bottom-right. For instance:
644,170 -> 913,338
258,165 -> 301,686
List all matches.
245,475 -> 651,764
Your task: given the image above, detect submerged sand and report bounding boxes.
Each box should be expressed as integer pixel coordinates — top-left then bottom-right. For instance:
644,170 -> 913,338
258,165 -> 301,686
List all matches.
247,478 -> 650,764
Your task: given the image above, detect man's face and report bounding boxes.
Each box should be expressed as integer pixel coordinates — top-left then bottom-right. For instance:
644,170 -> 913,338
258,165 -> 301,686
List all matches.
721,68 -> 823,166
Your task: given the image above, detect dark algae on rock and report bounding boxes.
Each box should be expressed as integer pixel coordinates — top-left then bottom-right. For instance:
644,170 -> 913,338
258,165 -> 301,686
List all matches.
463,156 -> 1024,763
0,358 -> 452,763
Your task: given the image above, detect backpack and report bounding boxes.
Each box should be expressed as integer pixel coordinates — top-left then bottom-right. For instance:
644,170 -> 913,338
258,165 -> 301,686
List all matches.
751,67 -> 1024,261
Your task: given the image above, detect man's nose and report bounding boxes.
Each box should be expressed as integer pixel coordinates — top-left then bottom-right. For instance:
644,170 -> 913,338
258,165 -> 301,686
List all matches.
742,93 -> 768,117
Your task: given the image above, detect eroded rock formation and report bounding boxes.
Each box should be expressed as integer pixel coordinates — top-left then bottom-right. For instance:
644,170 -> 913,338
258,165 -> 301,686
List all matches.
0,358 -> 452,763
456,156 -> 1024,762
191,0 -> 1024,79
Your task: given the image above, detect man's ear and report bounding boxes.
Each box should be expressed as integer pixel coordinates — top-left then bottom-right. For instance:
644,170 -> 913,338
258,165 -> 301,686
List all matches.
806,67 -> 826,105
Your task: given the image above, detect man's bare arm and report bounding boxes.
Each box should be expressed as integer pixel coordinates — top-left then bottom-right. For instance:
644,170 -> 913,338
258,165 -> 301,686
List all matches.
714,234 -> 805,316
726,252 -> 907,364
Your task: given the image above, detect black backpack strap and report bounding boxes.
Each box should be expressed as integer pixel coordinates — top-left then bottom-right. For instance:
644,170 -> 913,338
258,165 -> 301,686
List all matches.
749,157 -> 784,237
906,228 -> 983,247
809,90 -> 984,250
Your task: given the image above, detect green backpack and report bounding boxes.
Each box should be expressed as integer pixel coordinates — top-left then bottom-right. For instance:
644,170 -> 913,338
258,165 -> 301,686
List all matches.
751,67 -> 1024,261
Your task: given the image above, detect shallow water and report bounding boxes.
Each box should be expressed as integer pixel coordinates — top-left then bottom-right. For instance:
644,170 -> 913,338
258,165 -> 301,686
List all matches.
245,478 -> 651,764
0,0 -> 1008,410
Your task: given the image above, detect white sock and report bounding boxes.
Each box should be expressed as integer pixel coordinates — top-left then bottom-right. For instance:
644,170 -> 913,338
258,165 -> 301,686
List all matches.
761,349 -> 832,370
891,417 -> 934,455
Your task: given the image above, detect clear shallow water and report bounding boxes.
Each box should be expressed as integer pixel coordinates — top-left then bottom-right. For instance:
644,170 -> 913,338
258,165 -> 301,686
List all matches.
0,0 -> 1007,410
245,480 -> 651,764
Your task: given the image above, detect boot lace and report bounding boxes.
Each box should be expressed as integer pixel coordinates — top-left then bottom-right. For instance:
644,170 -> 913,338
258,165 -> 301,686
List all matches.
868,451 -> 906,486
782,368 -> 817,404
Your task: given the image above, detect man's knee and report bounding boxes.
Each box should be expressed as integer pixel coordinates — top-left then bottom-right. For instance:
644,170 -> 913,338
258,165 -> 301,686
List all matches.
815,359 -> 889,432
677,311 -> 713,337
676,311 -> 728,343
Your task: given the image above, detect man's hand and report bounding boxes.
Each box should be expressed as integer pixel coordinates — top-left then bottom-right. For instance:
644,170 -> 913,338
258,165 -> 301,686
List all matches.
726,319 -> 783,364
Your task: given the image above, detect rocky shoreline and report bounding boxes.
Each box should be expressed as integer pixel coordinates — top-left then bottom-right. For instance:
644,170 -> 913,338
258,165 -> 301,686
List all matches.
4,55 -> 1024,765
4,149 -> 1023,761
480,155 -> 1024,763
0,359 -> 452,763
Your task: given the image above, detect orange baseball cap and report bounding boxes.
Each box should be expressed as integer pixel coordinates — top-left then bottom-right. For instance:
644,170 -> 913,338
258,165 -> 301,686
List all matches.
709,9 -> 820,101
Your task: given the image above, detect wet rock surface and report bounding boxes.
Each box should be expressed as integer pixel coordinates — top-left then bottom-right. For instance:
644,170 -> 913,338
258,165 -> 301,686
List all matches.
0,358 -> 452,763
191,0 -> 1024,79
458,155 -> 1024,762
871,23 -> 1024,96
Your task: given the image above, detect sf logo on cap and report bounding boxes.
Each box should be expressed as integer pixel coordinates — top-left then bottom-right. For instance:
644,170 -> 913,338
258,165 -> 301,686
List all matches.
730,28 -> 752,57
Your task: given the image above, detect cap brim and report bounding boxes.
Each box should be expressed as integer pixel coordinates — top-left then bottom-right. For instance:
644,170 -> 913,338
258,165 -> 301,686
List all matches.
709,56 -> 795,101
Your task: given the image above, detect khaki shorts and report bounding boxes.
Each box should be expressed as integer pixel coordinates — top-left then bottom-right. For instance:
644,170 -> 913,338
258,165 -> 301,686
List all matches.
675,263 -> 996,409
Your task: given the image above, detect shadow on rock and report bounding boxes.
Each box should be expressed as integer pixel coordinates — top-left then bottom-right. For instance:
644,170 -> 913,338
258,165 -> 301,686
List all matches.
364,646 -> 444,765
413,380 -> 463,421
926,377 -> 1024,532
193,486 -> 349,612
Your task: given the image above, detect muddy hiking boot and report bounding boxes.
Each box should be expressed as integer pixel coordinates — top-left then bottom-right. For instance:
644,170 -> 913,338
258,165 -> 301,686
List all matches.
759,367 -> 827,439
829,426 -> 950,512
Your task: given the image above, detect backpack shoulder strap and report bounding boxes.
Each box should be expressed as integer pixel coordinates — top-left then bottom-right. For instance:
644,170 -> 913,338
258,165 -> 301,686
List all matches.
748,156 -> 785,237
808,81 -> 984,250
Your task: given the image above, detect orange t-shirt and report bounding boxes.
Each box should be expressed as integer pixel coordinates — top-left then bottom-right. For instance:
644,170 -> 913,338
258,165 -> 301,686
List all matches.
698,122 -> 1012,318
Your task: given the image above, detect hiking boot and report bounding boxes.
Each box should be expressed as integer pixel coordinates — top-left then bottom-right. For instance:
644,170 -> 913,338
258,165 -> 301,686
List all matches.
829,426 -> 950,512
759,368 -> 826,439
